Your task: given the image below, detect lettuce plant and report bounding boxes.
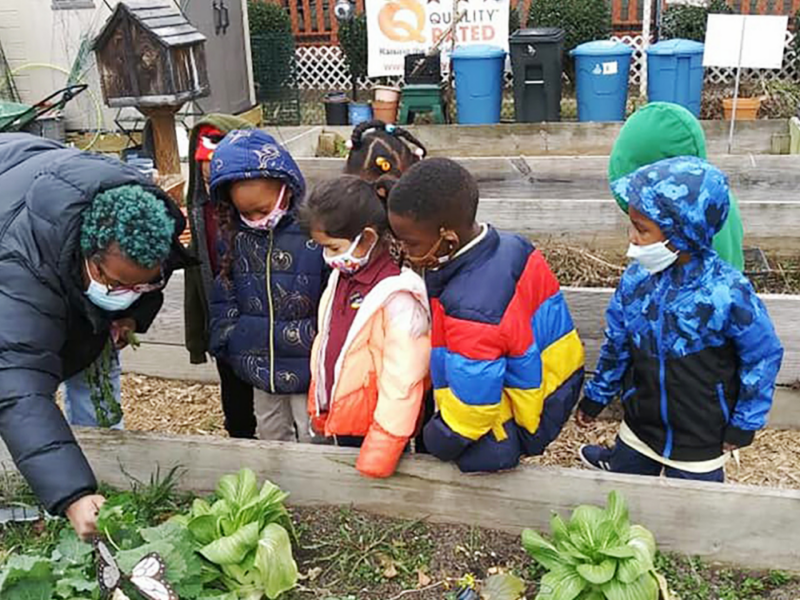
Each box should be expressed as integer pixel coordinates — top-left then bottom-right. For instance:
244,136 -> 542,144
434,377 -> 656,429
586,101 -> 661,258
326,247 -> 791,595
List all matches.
522,492 -> 661,600
179,469 -> 298,600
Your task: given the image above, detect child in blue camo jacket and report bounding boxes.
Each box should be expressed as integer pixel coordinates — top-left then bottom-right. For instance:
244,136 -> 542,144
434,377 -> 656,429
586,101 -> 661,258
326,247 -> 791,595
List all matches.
576,156 -> 783,482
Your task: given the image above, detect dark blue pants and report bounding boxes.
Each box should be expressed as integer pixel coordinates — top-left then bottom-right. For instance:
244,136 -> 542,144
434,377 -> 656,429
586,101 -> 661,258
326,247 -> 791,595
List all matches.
610,437 -> 725,483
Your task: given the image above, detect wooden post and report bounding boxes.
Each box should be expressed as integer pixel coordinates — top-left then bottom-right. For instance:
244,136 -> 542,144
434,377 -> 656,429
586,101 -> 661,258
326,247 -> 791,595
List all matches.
140,106 -> 182,176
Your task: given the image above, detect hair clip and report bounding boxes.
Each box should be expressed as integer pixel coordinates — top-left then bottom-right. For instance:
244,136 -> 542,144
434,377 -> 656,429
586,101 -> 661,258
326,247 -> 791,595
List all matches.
345,139 -> 354,149
413,148 -> 425,158
385,123 -> 397,134
376,157 -> 392,172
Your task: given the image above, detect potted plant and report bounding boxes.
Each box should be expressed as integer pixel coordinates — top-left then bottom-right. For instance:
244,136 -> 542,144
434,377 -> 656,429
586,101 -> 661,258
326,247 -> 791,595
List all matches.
522,491 -> 673,600
723,82 -> 763,121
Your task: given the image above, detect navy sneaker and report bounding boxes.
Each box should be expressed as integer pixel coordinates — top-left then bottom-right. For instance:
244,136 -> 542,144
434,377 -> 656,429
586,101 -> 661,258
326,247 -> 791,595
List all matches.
579,444 -> 613,472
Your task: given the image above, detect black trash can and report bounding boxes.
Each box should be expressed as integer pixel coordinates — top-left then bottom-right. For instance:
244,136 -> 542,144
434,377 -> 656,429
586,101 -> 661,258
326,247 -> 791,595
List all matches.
509,28 -> 565,123
324,92 -> 350,125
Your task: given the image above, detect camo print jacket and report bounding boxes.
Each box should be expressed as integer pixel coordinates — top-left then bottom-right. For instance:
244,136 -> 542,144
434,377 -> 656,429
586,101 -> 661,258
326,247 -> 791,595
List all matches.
580,157 -> 783,461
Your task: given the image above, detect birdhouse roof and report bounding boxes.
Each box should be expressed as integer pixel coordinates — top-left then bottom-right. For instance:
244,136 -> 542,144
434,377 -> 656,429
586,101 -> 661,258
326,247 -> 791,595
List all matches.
94,0 -> 206,50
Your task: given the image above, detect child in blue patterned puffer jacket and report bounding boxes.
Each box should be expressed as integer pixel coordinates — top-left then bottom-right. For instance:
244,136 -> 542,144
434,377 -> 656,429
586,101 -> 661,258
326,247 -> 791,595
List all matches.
209,130 -> 326,443
577,156 -> 783,482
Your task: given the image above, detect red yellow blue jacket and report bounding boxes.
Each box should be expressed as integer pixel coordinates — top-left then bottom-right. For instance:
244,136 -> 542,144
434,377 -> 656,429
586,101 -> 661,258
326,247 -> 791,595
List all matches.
422,226 -> 585,472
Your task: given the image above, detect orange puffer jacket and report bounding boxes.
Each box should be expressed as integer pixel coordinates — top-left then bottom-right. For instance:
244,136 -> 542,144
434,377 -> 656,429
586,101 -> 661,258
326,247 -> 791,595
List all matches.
308,267 -> 431,478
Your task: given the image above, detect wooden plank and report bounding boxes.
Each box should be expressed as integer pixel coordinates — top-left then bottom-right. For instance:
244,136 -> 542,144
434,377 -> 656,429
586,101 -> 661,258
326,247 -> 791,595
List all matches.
317,121 -> 789,157
297,155 -> 800,202
1,430 -> 798,571
315,0 -> 326,35
301,0 -> 313,32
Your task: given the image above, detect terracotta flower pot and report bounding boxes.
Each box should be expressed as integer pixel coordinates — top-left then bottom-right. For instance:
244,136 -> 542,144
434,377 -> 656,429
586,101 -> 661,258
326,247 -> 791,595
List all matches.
723,97 -> 761,121
372,99 -> 399,124
373,85 -> 401,104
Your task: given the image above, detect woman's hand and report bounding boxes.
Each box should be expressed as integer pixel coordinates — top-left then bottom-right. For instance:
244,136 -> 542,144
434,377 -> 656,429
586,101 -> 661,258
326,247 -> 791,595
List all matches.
111,318 -> 137,350
66,494 -> 106,540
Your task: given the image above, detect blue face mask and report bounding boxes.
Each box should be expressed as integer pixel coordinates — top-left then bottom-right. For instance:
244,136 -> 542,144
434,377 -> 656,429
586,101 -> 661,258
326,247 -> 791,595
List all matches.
84,261 -> 142,312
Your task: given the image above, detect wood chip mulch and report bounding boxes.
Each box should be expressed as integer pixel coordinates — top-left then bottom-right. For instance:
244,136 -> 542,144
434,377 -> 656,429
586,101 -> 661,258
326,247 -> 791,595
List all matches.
121,375 -> 800,490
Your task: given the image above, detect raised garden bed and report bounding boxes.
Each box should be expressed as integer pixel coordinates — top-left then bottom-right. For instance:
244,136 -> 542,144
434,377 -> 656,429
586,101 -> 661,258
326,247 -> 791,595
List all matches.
1,450 -> 799,600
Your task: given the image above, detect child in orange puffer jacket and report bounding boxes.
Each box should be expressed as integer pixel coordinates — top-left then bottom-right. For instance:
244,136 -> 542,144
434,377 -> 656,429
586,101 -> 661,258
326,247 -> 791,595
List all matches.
299,176 -> 431,478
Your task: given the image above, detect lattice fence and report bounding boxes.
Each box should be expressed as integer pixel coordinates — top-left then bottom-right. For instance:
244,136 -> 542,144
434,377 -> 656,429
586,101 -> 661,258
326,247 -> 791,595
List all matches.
295,33 -> 799,92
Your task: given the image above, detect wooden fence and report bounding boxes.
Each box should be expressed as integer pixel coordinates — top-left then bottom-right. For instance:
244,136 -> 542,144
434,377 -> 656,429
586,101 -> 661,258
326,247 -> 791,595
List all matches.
257,0 -> 800,45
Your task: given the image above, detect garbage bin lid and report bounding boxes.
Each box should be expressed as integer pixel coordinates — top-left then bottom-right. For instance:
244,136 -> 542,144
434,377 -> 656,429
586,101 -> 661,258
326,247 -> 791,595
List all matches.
452,44 -> 507,59
510,28 -> 566,43
647,39 -> 705,56
570,40 -> 633,57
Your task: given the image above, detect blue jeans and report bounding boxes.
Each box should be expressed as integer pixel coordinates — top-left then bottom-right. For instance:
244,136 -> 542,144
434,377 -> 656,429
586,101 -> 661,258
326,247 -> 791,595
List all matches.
609,437 -> 724,482
62,350 -> 124,430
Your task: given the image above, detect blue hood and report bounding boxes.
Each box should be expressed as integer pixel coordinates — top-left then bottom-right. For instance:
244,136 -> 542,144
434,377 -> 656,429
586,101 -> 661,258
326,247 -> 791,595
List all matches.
612,156 -> 730,253
209,129 -> 306,207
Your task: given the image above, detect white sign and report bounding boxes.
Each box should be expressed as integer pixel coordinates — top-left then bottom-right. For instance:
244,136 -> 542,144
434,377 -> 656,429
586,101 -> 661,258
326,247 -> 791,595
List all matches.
703,14 -> 788,70
366,0 -> 509,78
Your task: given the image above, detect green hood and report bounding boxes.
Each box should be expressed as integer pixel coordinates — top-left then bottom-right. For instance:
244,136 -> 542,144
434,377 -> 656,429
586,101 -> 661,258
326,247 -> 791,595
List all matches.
609,102 -> 706,212
185,113 -> 255,209
608,102 -> 744,271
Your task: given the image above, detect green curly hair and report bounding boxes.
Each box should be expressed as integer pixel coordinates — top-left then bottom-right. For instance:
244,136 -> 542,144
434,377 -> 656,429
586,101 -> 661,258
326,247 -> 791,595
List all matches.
80,185 -> 175,268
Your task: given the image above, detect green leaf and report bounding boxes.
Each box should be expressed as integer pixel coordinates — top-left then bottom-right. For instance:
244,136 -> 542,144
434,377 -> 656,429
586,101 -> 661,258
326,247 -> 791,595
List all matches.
568,505 -> 604,548
54,576 -> 96,598
576,560 -> 617,585
605,492 -> 629,529
189,515 -> 221,546
583,592 -> 605,600
593,519 -> 622,551
216,469 -> 259,508
599,546 -> 636,560
253,524 -> 298,599
2,577 -> 54,600
522,529 -> 568,571
536,565 -> 587,600
626,526 -> 656,562
191,498 -> 213,517
481,573 -> 525,600
0,555 -> 52,591
616,557 -> 649,585
52,532 -> 93,566
602,573 -> 659,600
550,513 -> 570,545
201,521 -> 261,566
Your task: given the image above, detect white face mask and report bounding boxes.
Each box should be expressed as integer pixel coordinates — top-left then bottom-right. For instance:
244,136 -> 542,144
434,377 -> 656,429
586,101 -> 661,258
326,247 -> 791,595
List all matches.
240,185 -> 287,231
323,233 -> 376,275
627,241 -> 680,275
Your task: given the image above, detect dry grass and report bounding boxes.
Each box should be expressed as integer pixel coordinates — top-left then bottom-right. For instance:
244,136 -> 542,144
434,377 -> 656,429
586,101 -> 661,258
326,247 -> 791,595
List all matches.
120,375 -> 800,490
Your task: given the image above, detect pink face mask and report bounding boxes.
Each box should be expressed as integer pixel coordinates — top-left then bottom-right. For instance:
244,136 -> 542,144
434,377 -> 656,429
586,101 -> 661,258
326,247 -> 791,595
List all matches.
240,184 -> 288,231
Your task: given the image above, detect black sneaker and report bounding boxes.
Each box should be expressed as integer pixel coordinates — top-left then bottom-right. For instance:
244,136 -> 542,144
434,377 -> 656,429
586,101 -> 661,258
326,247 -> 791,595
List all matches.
579,444 -> 613,472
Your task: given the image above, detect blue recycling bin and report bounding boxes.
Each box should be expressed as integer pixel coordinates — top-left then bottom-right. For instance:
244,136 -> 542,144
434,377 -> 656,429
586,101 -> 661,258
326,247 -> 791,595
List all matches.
647,39 -> 705,118
452,45 -> 506,124
571,41 -> 633,122
348,103 -> 373,126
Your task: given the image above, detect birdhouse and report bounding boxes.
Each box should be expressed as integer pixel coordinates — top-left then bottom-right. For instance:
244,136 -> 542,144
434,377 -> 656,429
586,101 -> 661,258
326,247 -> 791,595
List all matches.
93,0 -> 210,109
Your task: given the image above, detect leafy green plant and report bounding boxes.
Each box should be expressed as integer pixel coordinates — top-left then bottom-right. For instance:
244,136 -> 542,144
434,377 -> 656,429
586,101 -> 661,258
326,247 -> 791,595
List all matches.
0,529 -> 98,600
528,0 -> 611,83
247,0 -> 292,36
338,12 -> 368,102
522,491 -> 663,600
660,0 -> 733,42
510,4 -> 522,34
247,1 -> 295,97
178,468 -> 298,600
